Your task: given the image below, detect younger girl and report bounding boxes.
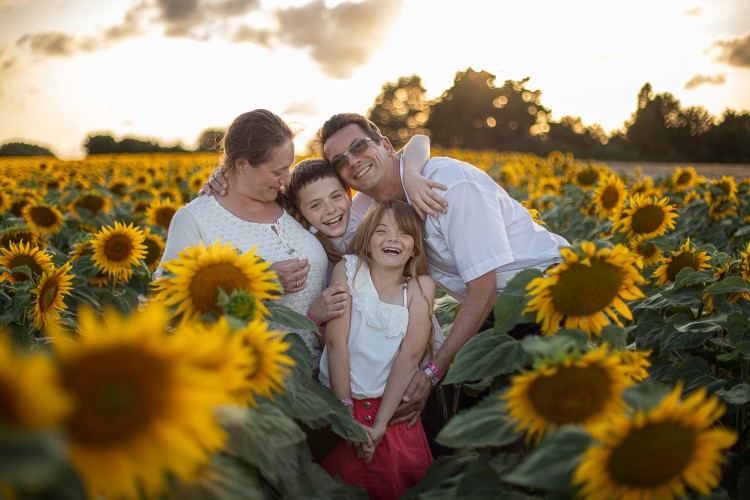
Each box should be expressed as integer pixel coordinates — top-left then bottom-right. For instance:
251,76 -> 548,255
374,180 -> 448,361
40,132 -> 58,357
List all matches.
318,200 -> 435,499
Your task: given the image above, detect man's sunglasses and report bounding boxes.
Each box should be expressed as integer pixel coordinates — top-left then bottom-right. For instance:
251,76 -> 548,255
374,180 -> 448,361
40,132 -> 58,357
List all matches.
330,137 -> 373,171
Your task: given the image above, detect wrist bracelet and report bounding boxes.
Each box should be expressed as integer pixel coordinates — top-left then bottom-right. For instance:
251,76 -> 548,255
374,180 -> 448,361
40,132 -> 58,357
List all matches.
306,310 -> 325,328
424,366 -> 440,386
426,362 -> 441,381
340,398 -> 354,407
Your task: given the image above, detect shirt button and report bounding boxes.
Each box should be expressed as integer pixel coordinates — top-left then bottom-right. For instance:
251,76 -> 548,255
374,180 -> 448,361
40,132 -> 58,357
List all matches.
363,402 -> 371,409
364,415 -> 372,423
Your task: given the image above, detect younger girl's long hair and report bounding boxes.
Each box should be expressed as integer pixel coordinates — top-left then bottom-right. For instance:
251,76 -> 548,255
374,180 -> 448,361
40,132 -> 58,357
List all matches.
347,199 -> 428,280
282,158 -> 351,263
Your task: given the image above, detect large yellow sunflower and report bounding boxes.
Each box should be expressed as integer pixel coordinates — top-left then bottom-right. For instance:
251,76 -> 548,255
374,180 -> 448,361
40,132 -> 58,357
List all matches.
503,344 -> 633,443
707,199 -> 738,221
90,221 -> 147,280
177,317 -> 294,407
652,238 -> 712,286
145,198 -> 181,230
21,200 -> 65,235
0,225 -> 42,250
592,173 -> 628,220
153,240 -> 280,324
573,384 -> 737,500
616,194 -> 678,242
0,240 -> 55,284
571,164 -> 603,190
48,303 -> 229,500
524,242 -> 646,336
0,339 -> 71,429
705,175 -> 738,205
30,261 -> 75,330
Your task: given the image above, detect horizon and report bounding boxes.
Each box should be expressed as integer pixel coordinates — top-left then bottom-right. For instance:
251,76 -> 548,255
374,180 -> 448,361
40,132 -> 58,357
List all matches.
1,0 -> 749,159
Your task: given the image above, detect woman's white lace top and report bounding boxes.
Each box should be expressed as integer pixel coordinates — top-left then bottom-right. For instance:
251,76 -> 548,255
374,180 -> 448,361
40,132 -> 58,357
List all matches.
318,255 -> 410,398
157,195 -> 328,365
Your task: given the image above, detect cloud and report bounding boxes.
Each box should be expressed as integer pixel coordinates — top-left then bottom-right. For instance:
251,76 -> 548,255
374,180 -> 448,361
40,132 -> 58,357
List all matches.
275,0 -> 403,79
712,31 -> 750,68
5,0 -> 403,78
283,99 -> 320,116
684,73 -> 726,89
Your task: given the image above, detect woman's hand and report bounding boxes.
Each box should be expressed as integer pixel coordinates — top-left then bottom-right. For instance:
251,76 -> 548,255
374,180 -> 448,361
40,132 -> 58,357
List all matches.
403,173 -> 448,220
198,167 -> 229,197
270,258 -> 309,294
308,281 -> 349,323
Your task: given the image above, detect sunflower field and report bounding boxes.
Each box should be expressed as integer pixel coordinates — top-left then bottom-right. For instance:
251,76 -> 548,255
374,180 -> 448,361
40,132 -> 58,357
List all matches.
0,150 -> 749,499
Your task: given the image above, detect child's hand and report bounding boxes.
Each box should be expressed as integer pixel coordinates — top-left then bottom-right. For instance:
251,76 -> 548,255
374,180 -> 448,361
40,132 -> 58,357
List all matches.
403,173 -> 447,220
359,424 -> 385,463
308,281 -> 349,323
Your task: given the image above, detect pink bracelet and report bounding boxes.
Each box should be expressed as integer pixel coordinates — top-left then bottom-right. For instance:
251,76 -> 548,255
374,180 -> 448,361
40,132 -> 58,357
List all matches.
427,363 -> 441,381
341,398 -> 354,407
306,310 -> 324,328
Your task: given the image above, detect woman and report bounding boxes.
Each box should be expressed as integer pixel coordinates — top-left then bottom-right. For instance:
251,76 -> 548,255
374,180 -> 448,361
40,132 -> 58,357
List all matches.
156,109 -> 329,364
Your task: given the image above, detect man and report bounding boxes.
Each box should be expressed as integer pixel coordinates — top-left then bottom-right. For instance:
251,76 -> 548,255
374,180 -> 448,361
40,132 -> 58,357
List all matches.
314,113 -> 569,430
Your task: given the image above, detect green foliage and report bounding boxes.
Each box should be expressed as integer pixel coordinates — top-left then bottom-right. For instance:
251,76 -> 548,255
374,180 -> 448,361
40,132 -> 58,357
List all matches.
83,134 -> 187,155
0,141 -> 55,157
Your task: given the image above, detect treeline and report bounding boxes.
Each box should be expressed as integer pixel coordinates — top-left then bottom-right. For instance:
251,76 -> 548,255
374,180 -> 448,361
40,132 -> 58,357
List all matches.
367,69 -> 750,163
82,135 -> 188,155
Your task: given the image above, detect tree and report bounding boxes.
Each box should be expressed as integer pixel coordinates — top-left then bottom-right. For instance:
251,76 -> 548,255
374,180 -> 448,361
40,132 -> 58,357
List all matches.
367,76 -> 431,150
0,141 -> 55,157
195,128 -> 225,152
426,69 -> 550,152
83,134 -> 187,155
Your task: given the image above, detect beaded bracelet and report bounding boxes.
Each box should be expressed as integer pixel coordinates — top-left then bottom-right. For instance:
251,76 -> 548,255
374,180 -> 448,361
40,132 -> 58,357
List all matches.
340,398 -> 354,407
306,310 -> 325,329
427,363 -> 441,380
424,364 -> 440,386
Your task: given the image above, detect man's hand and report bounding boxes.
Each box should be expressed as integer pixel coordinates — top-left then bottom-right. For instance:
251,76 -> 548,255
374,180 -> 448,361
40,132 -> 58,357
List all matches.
198,167 -> 229,197
390,370 -> 432,428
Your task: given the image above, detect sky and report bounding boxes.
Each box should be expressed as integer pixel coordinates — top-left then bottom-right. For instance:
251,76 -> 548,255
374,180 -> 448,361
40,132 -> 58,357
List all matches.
1,0 -> 749,159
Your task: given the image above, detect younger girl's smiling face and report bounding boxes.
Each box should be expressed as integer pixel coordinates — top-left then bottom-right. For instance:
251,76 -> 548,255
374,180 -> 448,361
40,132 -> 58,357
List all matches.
368,209 -> 415,270
296,176 -> 351,238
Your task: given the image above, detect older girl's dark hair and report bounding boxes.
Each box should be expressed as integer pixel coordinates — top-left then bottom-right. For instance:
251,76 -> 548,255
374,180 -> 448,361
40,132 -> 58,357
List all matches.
220,109 -> 292,174
282,158 -> 349,263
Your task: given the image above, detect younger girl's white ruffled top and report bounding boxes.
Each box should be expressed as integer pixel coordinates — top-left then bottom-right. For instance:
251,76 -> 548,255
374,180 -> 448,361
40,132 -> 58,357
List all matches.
319,255 -> 409,398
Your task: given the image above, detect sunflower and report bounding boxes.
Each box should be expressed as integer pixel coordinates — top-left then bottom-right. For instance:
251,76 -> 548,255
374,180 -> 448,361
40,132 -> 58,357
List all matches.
524,242 -> 646,336
0,190 -> 9,214
652,238 -> 712,286
571,164 -> 603,190
153,240 -> 280,324
21,200 -> 65,235
9,188 -> 39,217
614,348 -> 651,382
707,199 -> 738,221
503,344 -> 633,443
522,204 -> 546,225
142,227 -> 166,273
73,191 -> 112,217
616,194 -> 678,242
90,221 -> 147,280
630,238 -> 663,269
592,173 -> 628,219
145,198 -> 181,231
0,340 -> 71,429
0,240 -> 54,284
0,226 -> 42,249
156,187 -> 183,204
177,317 -> 294,407
705,175 -> 738,205
48,303 -> 229,500
670,166 -> 702,192
107,177 -> 132,197
573,384 -> 737,500
30,261 -> 75,330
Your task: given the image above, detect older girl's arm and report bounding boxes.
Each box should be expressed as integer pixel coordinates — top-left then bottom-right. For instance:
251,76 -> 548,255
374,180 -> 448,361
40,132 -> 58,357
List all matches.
401,135 -> 447,219
324,261 -> 354,415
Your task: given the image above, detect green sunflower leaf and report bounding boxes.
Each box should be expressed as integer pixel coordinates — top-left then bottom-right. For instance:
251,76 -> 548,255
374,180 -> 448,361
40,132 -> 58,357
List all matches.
492,268 -> 542,335
443,332 -> 530,384
502,427 -> 591,492
435,392 -> 522,448
705,277 -> 750,295
265,301 -> 320,333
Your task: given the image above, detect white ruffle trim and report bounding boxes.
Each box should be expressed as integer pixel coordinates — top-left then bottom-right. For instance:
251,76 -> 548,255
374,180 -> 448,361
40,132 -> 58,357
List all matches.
344,255 -> 408,338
